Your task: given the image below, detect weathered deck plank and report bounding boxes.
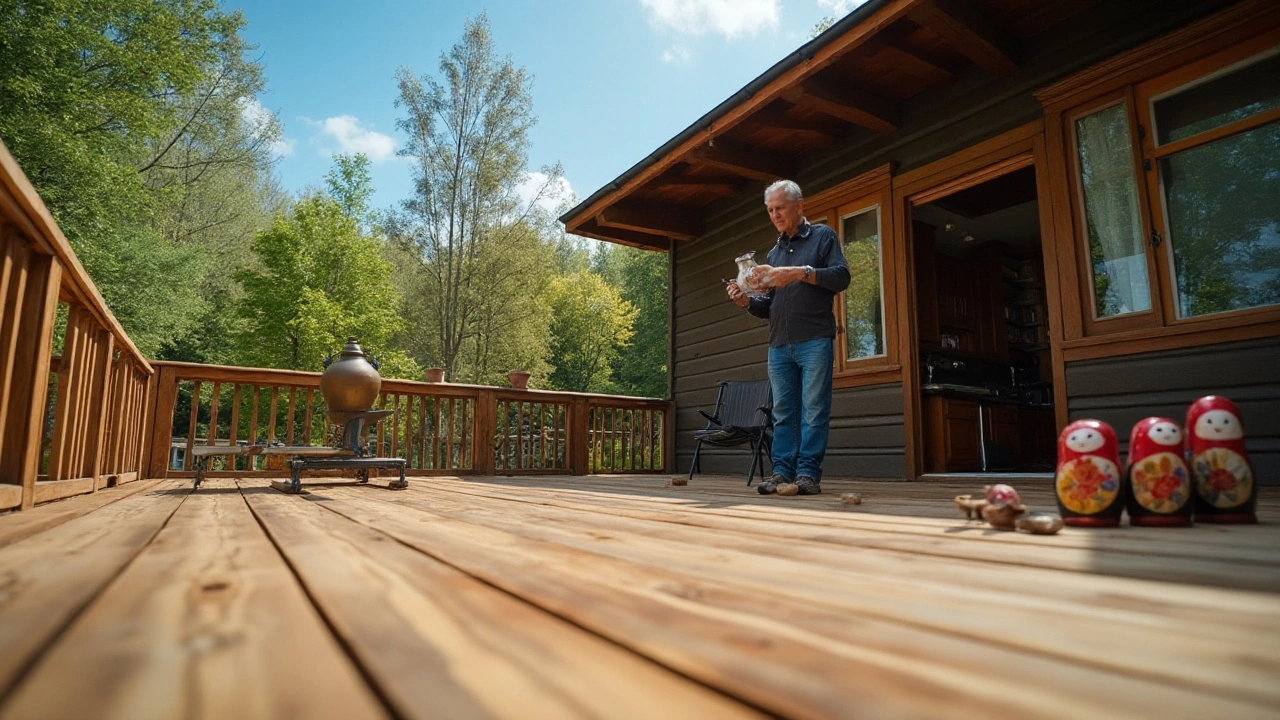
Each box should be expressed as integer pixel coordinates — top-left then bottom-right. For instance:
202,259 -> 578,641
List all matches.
241,480 -> 760,720
0,480 -> 384,720
0,480 -> 188,700
0,473 -> 1275,719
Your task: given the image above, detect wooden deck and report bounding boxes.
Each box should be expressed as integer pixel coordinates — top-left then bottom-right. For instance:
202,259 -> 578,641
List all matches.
0,474 -> 1277,720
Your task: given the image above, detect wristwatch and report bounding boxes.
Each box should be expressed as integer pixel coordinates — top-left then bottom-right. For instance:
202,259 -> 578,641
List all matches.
803,265 -> 813,280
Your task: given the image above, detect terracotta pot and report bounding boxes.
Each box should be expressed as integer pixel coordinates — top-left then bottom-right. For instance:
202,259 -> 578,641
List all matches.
320,337 -> 381,414
508,370 -> 531,390
425,367 -> 445,383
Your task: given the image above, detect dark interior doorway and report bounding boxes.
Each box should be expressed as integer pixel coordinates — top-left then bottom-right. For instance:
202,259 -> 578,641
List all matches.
911,165 -> 1057,475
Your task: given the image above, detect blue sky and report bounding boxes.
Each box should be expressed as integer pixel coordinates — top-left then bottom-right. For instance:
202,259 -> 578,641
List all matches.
232,0 -> 866,213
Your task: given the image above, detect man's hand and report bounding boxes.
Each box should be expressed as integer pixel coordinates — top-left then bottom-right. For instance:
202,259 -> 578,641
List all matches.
726,281 -> 750,308
751,264 -> 807,289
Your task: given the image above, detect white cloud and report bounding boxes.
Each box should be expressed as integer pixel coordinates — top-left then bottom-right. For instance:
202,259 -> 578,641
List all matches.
638,0 -> 780,38
818,0 -> 871,17
238,97 -> 295,159
661,45 -> 692,63
516,171 -> 575,217
307,115 -> 397,163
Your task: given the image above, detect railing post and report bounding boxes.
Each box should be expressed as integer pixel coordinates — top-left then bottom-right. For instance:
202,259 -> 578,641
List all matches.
473,388 -> 496,475
145,364 -> 179,479
663,400 -> 676,475
1,253 -> 62,510
568,396 -> 590,476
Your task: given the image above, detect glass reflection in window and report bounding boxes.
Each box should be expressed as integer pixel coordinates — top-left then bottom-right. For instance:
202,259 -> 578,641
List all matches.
841,207 -> 885,359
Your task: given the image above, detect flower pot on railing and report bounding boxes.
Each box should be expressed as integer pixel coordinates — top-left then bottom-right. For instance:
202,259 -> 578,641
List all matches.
425,367 -> 445,383
508,370 -> 531,390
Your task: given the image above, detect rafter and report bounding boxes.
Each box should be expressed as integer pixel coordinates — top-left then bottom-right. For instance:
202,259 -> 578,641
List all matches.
649,176 -> 742,197
912,0 -> 1019,76
571,219 -> 671,251
865,34 -> 955,81
687,139 -> 795,182
747,104 -> 846,143
596,200 -> 701,241
784,79 -> 899,134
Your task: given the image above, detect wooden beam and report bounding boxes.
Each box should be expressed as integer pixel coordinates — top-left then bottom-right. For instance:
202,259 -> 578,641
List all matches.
912,0 -> 1019,76
596,201 -> 701,241
649,176 -> 742,196
688,139 -> 795,183
746,104 -> 847,143
865,34 -> 955,81
573,221 -> 672,251
784,79 -> 899,134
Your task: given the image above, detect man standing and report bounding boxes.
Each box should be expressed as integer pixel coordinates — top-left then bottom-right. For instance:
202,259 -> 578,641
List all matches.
726,180 -> 850,495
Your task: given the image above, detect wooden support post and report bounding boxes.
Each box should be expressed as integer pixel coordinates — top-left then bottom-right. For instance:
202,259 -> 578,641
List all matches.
473,389 -> 496,476
145,365 -> 179,479
3,254 -> 61,509
663,401 -> 676,475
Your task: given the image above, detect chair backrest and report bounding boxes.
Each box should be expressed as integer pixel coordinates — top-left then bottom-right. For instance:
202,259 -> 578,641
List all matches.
717,380 -> 772,430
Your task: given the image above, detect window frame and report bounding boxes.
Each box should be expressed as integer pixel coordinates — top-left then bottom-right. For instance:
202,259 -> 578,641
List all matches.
1134,37 -> 1280,327
800,165 -> 899,385
1050,23 -> 1280,341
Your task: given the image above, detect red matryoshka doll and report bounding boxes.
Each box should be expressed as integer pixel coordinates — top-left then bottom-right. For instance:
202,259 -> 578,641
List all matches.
1186,396 -> 1256,524
1055,419 -> 1123,527
1125,418 -> 1192,526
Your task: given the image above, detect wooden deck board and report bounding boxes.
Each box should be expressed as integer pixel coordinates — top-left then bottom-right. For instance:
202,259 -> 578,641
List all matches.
0,479 -> 384,720
0,473 -> 1275,719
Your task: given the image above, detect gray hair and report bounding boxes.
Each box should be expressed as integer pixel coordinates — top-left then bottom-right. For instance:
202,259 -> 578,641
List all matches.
764,179 -> 803,204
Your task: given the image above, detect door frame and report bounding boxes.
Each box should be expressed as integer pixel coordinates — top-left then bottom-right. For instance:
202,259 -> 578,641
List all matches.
889,121 -> 1066,479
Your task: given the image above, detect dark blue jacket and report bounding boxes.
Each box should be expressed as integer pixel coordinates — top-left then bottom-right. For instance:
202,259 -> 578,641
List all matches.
746,220 -> 851,347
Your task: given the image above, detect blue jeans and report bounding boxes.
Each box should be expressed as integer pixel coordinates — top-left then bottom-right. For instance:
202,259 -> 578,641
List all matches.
767,337 -> 834,481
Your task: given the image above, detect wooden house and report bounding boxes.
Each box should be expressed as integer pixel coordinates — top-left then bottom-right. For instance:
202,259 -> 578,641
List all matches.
560,0 -> 1280,481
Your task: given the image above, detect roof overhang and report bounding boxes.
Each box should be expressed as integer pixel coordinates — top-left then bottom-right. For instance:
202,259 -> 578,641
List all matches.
561,0 -> 1082,250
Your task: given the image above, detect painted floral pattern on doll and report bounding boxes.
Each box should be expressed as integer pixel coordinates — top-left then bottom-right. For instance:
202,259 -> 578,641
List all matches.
1130,452 -> 1190,514
1056,456 -> 1120,514
1194,447 -> 1253,508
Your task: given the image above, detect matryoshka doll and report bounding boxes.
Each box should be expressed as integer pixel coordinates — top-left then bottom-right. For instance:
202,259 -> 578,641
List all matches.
1055,419 -> 1123,527
1186,396 -> 1256,524
1125,418 -> 1192,526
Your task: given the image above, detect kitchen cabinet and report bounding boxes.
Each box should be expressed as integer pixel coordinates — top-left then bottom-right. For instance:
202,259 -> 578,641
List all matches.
923,395 -> 1040,473
924,395 -> 981,472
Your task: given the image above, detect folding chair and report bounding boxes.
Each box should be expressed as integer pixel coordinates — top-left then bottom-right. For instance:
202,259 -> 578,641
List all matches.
688,380 -> 773,486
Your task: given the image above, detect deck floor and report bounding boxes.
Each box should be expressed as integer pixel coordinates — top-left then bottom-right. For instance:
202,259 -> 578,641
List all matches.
0,473 -> 1277,719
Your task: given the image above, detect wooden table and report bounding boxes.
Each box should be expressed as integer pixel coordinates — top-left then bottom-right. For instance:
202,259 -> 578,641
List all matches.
0,474 -> 1276,719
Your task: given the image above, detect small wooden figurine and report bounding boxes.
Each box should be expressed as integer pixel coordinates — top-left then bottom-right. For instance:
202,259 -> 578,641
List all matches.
1055,419 -> 1123,527
954,494 -> 988,520
1125,417 -> 1193,527
980,484 -> 1026,531
1186,396 -> 1257,524
1015,512 -> 1064,535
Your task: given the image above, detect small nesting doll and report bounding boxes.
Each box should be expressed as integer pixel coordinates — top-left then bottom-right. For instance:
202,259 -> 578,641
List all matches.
1186,396 -> 1257,524
1055,419 -> 1123,527
1125,418 -> 1192,527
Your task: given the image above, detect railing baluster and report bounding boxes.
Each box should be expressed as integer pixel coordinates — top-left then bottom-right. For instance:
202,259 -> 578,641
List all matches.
185,381 -> 201,471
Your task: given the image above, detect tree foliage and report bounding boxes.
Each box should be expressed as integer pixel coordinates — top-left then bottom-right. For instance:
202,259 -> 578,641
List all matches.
547,272 -> 636,393
234,191 -> 414,377
593,243 -> 669,397
387,13 -> 565,384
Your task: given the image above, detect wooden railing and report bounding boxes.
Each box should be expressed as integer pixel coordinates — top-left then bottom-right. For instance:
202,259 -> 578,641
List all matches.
0,139 -> 673,511
147,361 -> 673,480
1,142 -> 154,510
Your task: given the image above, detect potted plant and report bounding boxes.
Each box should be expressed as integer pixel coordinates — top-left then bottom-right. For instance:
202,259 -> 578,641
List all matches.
425,367 -> 445,383
508,370 -> 531,390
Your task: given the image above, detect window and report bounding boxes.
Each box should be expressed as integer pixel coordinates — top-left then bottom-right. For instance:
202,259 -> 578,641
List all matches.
1073,102 -> 1152,318
1063,38 -> 1280,336
840,207 -> 886,360
1147,50 -> 1280,318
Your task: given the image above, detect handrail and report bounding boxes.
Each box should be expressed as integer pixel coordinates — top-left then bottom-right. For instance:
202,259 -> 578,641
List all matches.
0,140 -> 154,510
147,361 -> 674,480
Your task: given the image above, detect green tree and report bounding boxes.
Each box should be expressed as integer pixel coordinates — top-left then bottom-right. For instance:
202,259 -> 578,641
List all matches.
593,243 -> 669,398
387,13 -> 564,383
0,0 -> 281,357
234,193 -> 415,377
547,272 -> 636,393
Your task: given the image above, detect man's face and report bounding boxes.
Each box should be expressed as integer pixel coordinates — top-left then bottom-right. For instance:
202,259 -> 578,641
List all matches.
766,190 -> 803,236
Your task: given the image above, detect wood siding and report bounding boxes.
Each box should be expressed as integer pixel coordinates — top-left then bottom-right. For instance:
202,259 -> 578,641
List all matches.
673,0 -> 1232,478
1066,337 -> 1280,485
